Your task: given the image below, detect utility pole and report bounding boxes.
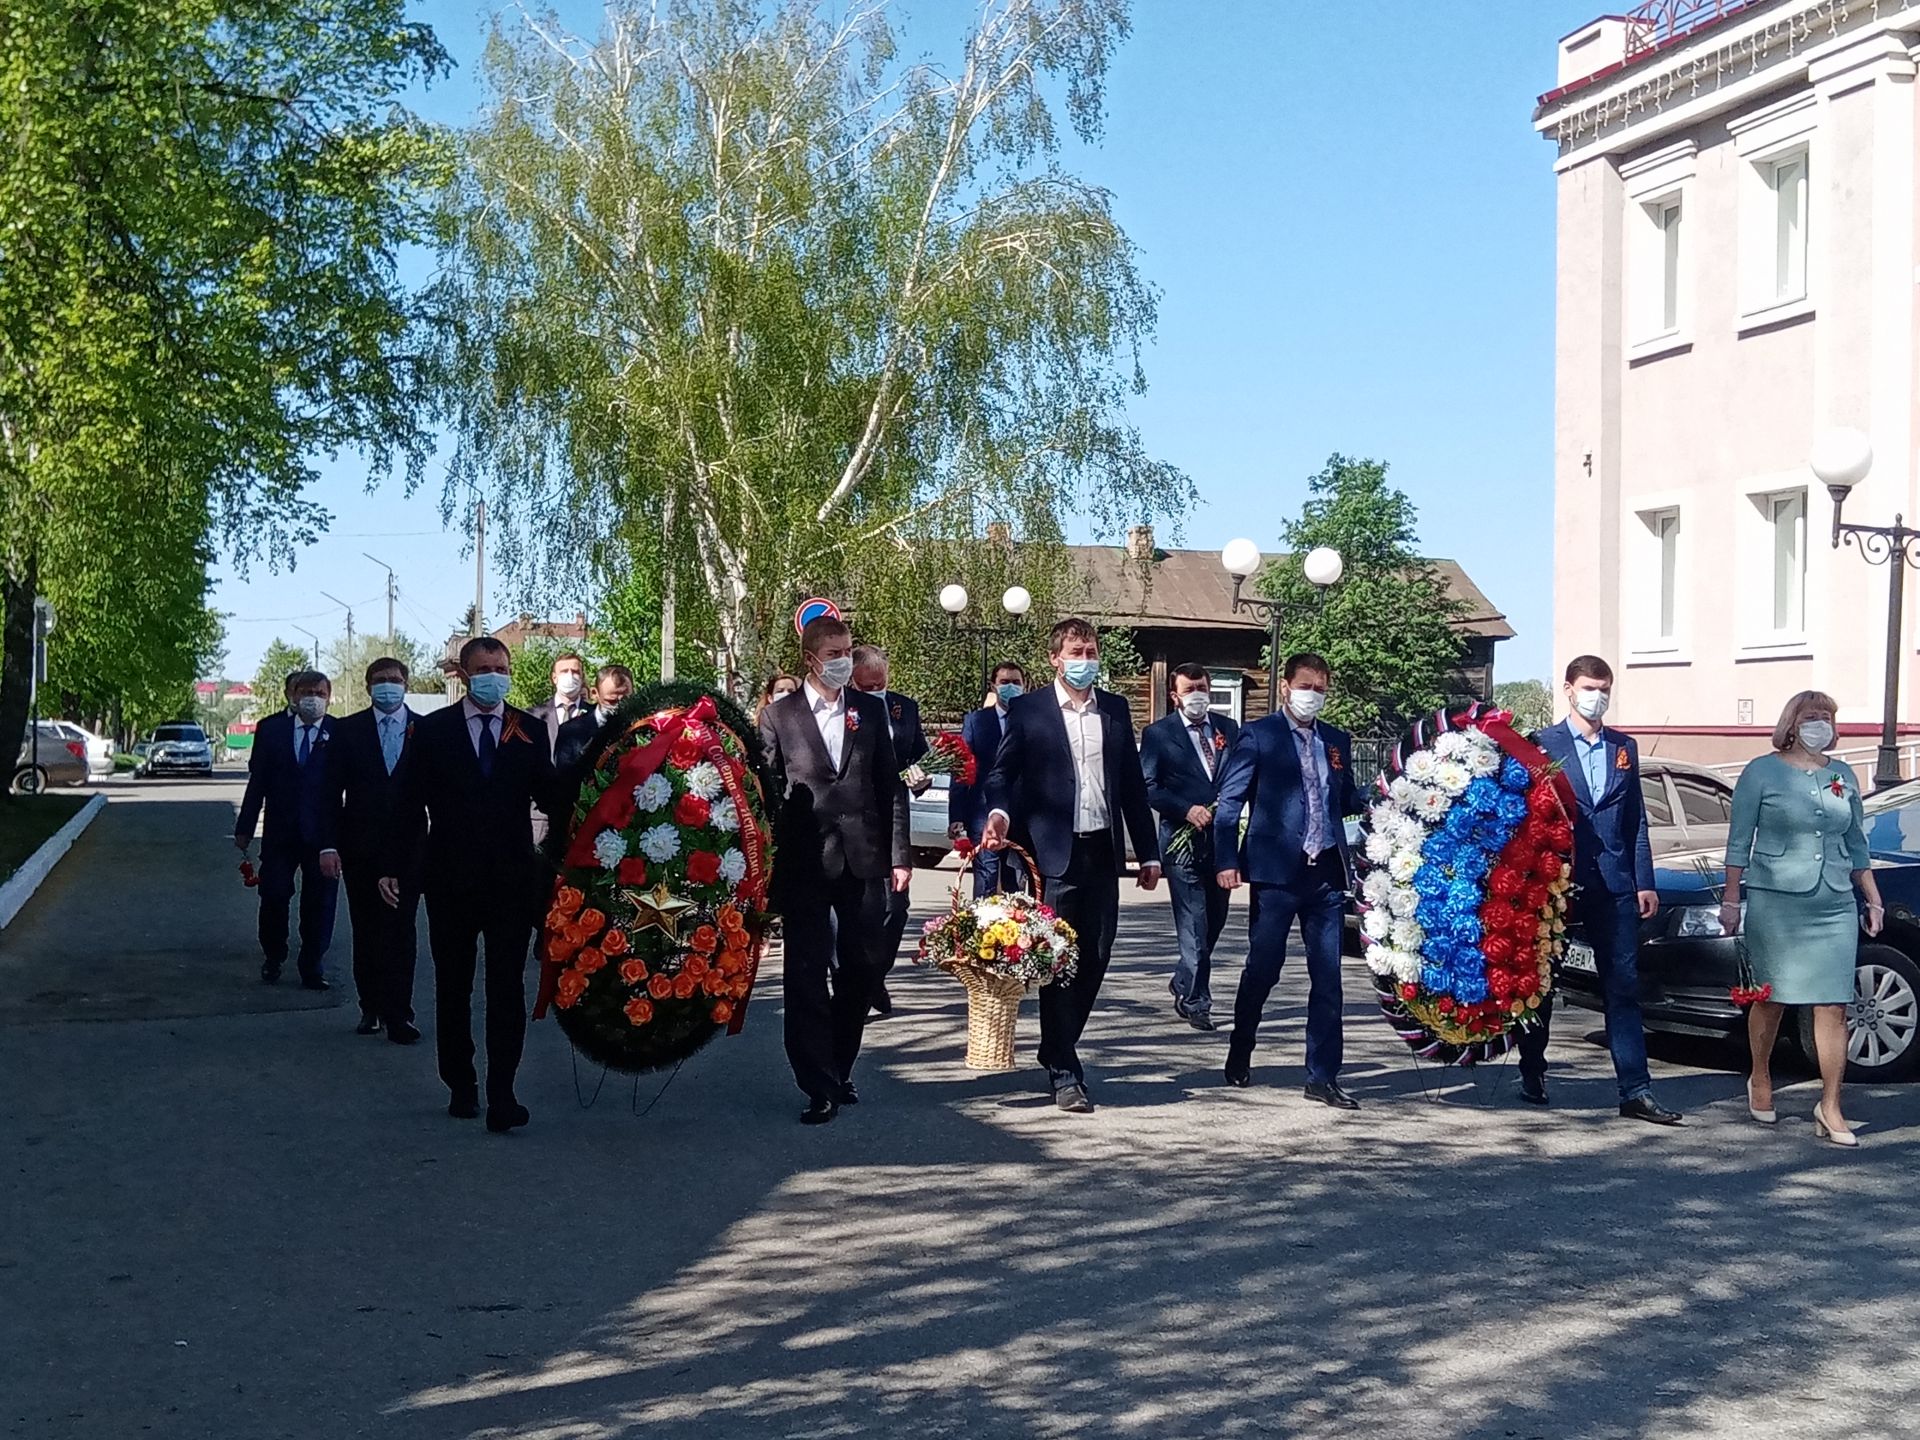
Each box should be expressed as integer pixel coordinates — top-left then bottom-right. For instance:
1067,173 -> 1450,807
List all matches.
320,591 -> 354,673
363,553 -> 396,646
473,497 -> 487,637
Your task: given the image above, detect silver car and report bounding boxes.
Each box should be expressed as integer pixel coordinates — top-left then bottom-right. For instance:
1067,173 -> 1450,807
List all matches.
139,722 -> 215,777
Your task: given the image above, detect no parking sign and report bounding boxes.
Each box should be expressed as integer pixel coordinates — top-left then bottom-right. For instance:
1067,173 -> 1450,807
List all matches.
792,597 -> 841,636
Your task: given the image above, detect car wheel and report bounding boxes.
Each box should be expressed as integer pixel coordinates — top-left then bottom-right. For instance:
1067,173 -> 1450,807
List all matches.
9,765 -> 48,796
1796,944 -> 1920,1082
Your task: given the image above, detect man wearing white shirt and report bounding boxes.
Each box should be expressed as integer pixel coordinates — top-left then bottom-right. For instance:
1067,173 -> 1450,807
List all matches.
527,652 -> 585,844
981,619 -> 1161,1114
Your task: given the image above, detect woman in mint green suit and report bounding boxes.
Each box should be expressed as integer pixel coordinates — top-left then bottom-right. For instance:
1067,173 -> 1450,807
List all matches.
1722,691 -> 1883,1146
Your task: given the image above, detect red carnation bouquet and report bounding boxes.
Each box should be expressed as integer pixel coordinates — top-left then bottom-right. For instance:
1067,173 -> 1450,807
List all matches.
907,730 -> 977,786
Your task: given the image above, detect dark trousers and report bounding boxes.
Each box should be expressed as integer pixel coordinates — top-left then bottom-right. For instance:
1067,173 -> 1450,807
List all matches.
782,870 -> 888,1101
878,886 -> 912,980
1037,832 -> 1120,1086
1166,853 -> 1229,1012
1228,853 -> 1347,1083
257,845 -> 338,981
971,842 -> 1030,899
344,868 -> 419,1025
425,889 -> 532,1107
1517,891 -> 1652,1102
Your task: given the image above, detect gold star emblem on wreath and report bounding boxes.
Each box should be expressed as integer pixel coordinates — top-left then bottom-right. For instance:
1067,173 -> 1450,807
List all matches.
623,881 -> 697,940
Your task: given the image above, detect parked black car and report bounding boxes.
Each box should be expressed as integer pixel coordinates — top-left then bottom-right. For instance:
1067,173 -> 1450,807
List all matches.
1558,777 -> 1920,1082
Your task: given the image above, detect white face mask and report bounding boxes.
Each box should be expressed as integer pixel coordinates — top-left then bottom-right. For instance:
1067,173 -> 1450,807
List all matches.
1286,688 -> 1327,723
816,655 -> 854,690
1798,719 -> 1835,753
1572,687 -> 1610,721
555,672 -> 583,699
1179,691 -> 1213,722
293,695 -> 328,724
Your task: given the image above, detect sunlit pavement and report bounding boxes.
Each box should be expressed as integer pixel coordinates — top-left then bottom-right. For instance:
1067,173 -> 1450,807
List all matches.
6,780 -> 1918,1439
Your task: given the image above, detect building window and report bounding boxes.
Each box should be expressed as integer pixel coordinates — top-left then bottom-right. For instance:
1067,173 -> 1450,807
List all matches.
1766,489 -> 1806,634
1766,151 -> 1808,305
1633,506 -> 1681,652
1637,195 -> 1683,340
1728,90 -> 1816,323
1207,668 -> 1245,724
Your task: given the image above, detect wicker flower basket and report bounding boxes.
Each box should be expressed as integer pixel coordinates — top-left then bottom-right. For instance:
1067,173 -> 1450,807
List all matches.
919,842 -> 1075,1073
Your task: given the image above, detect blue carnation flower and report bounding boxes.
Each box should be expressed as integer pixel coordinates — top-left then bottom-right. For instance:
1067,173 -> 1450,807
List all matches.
1500,758 -> 1532,793
1462,777 -> 1502,816
1416,898 -> 1448,932
1473,818 -> 1512,849
1444,805 -> 1478,839
1453,848 -> 1492,883
1423,832 -> 1459,867
1495,791 -> 1528,825
1447,914 -> 1483,946
1446,879 -> 1481,911
1413,865 -> 1450,898
1452,972 -> 1490,1005
1419,964 -> 1450,993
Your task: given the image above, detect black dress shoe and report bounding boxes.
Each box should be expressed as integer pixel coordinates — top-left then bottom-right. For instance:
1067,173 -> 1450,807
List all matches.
1519,1078 -> 1550,1106
1304,1081 -> 1360,1110
448,1093 -> 481,1120
1619,1095 -> 1683,1125
299,977 -> 330,993
869,987 -> 894,1018
1053,1082 -> 1094,1114
386,1020 -> 421,1045
486,1102 -> 531,1134
355,1014 -> 382,1036
1187,1010 -> 1218,1033
838,1081 -> 860,1106
801,1097 -> 840,1126
259,963 -> 283,984
1223,1065 -> 1251,1088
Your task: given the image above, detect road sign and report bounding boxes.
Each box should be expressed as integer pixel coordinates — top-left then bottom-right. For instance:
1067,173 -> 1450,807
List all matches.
792,597 -> 841,636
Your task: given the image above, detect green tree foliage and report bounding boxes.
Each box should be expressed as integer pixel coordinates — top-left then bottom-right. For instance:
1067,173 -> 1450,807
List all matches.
1258,455 -> 1467,738
320,631 -> 442,714
0,0 -> 449,782
252,639 -> 318,709
1494,679 -> 1555,735
434,0 -> 1192,693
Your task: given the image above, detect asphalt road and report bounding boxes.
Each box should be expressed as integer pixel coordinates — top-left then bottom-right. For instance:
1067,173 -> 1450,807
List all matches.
6,776 -> 1920,1440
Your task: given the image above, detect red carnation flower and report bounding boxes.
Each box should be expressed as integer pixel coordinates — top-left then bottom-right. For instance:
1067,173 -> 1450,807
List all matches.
617,857 -> 648,887
1528,785 -> 1562,816
668,738 -> 704,771
1523,882 -> 1551,912
953,836 -> 976,857
1532,851 -> 1564,882
1437,997 -> 1455,1014
674,792 -> 712,827
1488,867 -> 1526,901
1482,934 -> 1516,965
1399,983 -> 1418,1001
685,849 -> 722,886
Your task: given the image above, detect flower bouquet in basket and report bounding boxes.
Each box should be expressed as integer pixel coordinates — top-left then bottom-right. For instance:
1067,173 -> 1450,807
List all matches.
915,842 -> 1078,1071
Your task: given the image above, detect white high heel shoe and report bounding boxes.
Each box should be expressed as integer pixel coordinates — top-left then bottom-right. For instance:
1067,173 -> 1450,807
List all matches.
1813,1103 -> 1859,1147
1746,1081 -> 1776,1125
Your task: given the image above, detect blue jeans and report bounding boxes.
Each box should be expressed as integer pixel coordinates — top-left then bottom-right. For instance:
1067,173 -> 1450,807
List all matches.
1228,857 -> 1347,1082
1518,891 -> 1652,1102
971,842 -> 1030,899
1166,855 -> 1229,1012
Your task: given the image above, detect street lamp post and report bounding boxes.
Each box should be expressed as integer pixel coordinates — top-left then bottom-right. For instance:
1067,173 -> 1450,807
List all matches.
1814,427 -> 1914,790
1220,539 -> 1344,715
938,583 -> 1031,697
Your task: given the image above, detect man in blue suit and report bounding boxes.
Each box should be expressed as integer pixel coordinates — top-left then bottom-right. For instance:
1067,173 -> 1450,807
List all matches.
948,660 -> 1028,897
1141,663 -> 1240,1030
1517,655 -> 1681,1124
234,669 -> 340,989
983,620 -> 1160,1114
1213,653 -> 1362,1107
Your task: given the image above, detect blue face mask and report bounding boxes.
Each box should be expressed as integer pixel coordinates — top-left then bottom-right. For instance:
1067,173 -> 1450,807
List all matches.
1060,658 -> 1100,691
369,681 -> 406,713
466,672 -> 511,707
996,683 -> 1022,706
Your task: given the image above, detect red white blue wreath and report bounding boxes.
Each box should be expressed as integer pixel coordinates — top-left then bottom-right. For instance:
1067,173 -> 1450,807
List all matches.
1356,703 -> 1578,1065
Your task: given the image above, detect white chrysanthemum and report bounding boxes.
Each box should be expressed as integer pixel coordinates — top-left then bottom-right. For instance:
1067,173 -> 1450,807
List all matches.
1403,750 -> 1440,783
1388,885 -> 1420,918
710,797 -> 740,833
683,762 -> 723,800
1433,761 -> 1472,797
1391,811 -> 1429,845
1390,917 -> 1425,951
718,849 -> 748,885
1362,909 -> 1392,941
1462,726 -> 1501,753
1388,949 -> 1424,983
1361,871 -> 1393,906
1370,799 -> 1401,831
635,774 -> 672,812
637,824 -> 682,863
1387,847 -> 1423,883
1388,776 -> 1419,811
1364,830 -> 1396,865
975,902 -> 1009,926
1432,731 -> 1471,760
1364,946 -> 1398,977
1464,743 -> 1502,777
1415,787 -> 1453,820
592,829 -> 628,871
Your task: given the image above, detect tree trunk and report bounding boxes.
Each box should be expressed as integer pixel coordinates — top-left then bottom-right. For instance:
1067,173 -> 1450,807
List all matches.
660,565 -> 677,683
0,555 -> 39,802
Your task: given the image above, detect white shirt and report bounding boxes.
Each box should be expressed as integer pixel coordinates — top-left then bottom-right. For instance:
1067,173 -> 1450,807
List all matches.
462,696 -> 503,757
1056,680 -> 1110,833
291,717 -> 322,763
805,679 -> 847,770
549,694 -> 579,728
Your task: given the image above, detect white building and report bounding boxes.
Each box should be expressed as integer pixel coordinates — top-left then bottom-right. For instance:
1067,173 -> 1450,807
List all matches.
1538,0 -> 1920,775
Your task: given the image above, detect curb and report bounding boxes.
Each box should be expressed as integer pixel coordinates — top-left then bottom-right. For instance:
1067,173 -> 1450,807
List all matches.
0,793 -> 107,932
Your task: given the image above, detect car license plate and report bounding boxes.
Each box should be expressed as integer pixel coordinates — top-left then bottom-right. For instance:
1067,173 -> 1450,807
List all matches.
1563,941 -> 1597,974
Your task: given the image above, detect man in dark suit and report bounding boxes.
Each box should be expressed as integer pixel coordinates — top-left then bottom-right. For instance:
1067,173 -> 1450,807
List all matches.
526,651 -> 585,846
1517,655 -> 1681,1124
553,663 -> 635,777
234,669 -> 339,989
948,660 -> 1027,897
1213,653 -> 1362,1108
1141,662 -> 1240,1032
852,644 -> 930,1018
983,618 -> 1160,1114
380,637 -> 558,1133
760,617 -> 911,1125
317,656 -> 423,1042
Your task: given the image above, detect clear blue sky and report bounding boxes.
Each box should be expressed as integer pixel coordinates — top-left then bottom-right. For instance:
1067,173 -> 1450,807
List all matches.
212,0 -> 1605,687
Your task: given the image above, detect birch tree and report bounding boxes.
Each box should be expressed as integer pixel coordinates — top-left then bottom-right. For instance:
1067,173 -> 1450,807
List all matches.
434,0 -> 1192,690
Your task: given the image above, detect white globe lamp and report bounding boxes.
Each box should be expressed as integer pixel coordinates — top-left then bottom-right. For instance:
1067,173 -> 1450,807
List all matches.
938,583 -> 969,616
1810,427 -> 1873,506
1220,538 -> 1262,579
1001,585 -> 1032,617
1303,546 -> 1345,588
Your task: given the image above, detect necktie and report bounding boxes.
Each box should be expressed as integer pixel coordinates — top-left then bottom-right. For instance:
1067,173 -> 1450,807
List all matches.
380,716 -> 400,774
297,724 -> 312,767
1192,723 -> 1214,778
477,714 -> 496,779
1296,728 -> 1325,858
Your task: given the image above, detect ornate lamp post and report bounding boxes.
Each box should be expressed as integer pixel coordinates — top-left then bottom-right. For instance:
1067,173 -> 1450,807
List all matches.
938,583 -> 1031,697
1815,427 -> 1912,790
1221,539 -> 1343,715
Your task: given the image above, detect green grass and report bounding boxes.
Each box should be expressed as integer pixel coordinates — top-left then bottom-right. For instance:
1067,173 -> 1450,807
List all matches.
0,794 -> 88,887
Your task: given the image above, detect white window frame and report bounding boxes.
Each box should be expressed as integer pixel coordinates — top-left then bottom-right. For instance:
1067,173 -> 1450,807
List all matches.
1729,90 -> 1818,329
1627,498 -> 1688,663
1207,668 -> 1245,724
1621,140 -> 1696,361
1736,473 -> 1817,659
